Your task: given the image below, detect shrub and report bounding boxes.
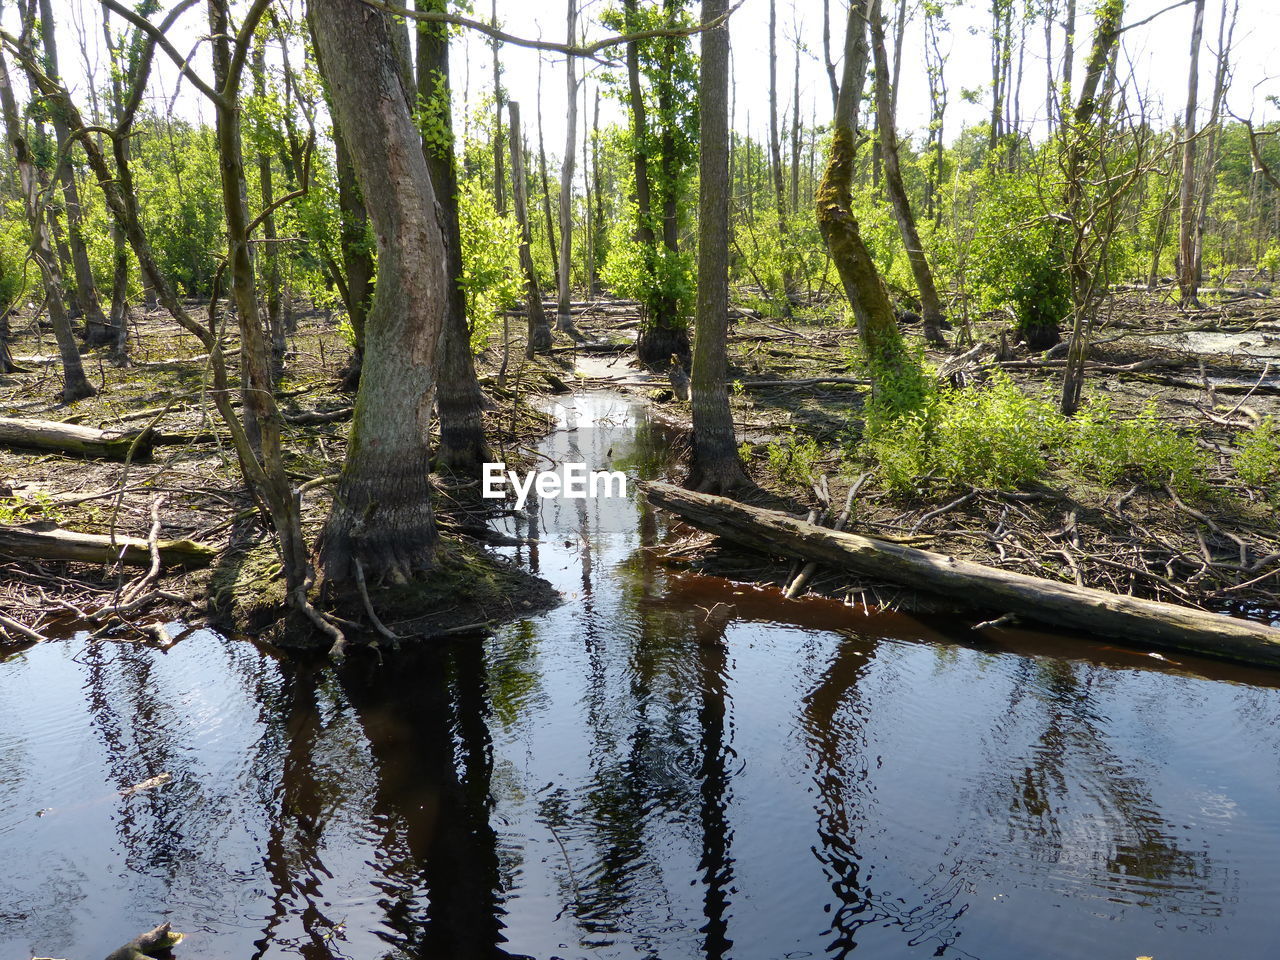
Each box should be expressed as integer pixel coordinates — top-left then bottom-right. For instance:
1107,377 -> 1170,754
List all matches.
457,179 -> 522,351
1234,417 -> 1280,492
1065,399 -> 1208,493
763,431 -> 824,490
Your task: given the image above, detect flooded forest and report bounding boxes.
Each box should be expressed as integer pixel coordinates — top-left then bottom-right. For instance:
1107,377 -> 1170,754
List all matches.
2,0 -> 1280,957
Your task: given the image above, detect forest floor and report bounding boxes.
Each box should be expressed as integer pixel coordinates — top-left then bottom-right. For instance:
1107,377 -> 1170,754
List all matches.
1,285 -> 1278,650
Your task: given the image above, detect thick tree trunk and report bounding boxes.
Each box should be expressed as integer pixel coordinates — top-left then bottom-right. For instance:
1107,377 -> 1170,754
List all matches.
643,482 -> 1280,668
508,103 -> 553,358
416,0 -> 491,475
38,0 -> 112,348
690,0 -> 751,495
816,0 -> 919,395
334,128 -> 375,387
1177,0 -> 1207,307
870,0 -> 946,346
0,46 -> 94,403
312,0 -> 450,585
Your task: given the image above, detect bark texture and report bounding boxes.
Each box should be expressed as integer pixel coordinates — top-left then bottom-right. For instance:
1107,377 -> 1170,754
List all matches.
313,0 -> 449,584
1177,0 -> 1207,307
417,0 -> 491,474
689,0 -> 751,494
508,102 -> 553,358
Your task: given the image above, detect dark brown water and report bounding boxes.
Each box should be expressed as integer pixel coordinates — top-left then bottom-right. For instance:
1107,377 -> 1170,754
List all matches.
4,393 -> 1280,960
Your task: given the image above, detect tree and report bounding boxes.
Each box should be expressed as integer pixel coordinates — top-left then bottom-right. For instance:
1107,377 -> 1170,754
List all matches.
870,0 -> 947,346
689,0 -> 751,493
557,0 -> 581,336
767,0 -> 795,311
816,0 -> 923,405
416,0 -> 492,474
508,101 -> 553,358
1177,0 -> 1207,306
311,0 -> 453,586
0,36 -> 94,402
36,0 -> 113,348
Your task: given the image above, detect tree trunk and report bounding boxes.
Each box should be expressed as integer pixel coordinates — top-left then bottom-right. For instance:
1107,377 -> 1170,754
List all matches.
1191,0 -> 1237,289
557,0 -> 580,335
870,0 -> 946,346
334,127 -> 375,388
816,0 -> 920,397
690,0 -> 751,494
37,0 -> 112,348
312,0 -> 450,585
508,102 -> 553,358
102,13 -> 130,364
416,0 -> 491,475
1058,0 -> 1126,416
1177,0 -> 1207,307
767,0 -> 795,310
490,0 -> 507,215
0,45 -> 94,403
643,481 -> 1280,668
535,60 -> 559,283
252,40 -> 285,369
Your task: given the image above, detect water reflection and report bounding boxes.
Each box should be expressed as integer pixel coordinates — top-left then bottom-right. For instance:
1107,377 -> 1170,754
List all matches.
3,391 -> 1280,960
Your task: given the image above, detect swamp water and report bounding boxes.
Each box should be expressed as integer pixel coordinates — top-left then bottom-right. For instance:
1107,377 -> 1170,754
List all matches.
3,392 -> 1280,959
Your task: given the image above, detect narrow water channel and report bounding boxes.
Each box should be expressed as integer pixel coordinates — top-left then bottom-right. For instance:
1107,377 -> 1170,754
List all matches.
3,391 -> 1280,960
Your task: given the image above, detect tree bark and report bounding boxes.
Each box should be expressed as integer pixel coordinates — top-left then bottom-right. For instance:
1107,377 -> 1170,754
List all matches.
816,0 -> 919,394
870,0 -> 946,346
557,0 -> 580,335
535,59 -> 559,282
312,0 -> 452,585
252,39 -> 285,368
689,0 -> 751,494
490,0 -> 507,215
0,43 -> 94,403
37,0 -> 112,348
1177,0 -> 1207,307
416,0 -> 491,475
507,102 -> 553,358
767,0 -> 795,310
0,523 -> 216,569
643,481 -> 1280,668
0,415 -> 152,459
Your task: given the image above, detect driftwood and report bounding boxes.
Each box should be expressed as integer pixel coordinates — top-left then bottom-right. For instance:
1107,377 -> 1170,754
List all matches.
102,922 -> 185,960
0,416 -> 153,460
0,523 -> 217,568
643,481 -> 1280,668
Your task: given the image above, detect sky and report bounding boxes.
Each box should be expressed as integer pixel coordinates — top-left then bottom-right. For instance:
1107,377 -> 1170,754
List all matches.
13,0 -> 1280,191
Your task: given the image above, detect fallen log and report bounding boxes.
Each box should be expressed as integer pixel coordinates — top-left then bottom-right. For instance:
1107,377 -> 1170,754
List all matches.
0,416 -> 153,460
0,523 -> 217,568
642,481 -> 1280,668
103,922 -> 185,960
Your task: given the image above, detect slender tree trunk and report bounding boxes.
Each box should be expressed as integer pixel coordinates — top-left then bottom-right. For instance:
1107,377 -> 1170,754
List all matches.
767,0 -> 795,309
557,0 -> 580,335
508,102 -> 552,358
37,0 -> 112,347
535,60 -> 559,283
312,0 -> 451,585
0,45 -> 93,402
1191,0 -> 1237,290
870,0 -> 946,346
417,0 -> 491,475
691,0 -> 751,494
817,0 -> 920,396
252,40 -> 285,369
790,39 -> 801,216
822,0 -> 839,114
102,13 -> 130,364
583,82 -> 596,296
1058,0 -> 1126,416
1177,0 -> 1207,306
490,0 -> 507,215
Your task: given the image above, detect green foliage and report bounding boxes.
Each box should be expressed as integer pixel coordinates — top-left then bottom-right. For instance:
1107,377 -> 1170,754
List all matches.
1065,399 -> 1209,493
1234,417 -> 1280,493
0,491 -> 64,525
762,430 -> 824,490
968,165 -> 1071,339
0,211 -> 30,314
457,179 -> 522,350
862,376 -> 1208,495
414,72 -> 454,160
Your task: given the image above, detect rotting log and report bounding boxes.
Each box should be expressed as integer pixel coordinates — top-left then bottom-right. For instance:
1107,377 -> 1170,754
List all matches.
102,922 -> 185,960
642,481 -> 1280,668
0,523 -> 216,568
0,416 -> 153,460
